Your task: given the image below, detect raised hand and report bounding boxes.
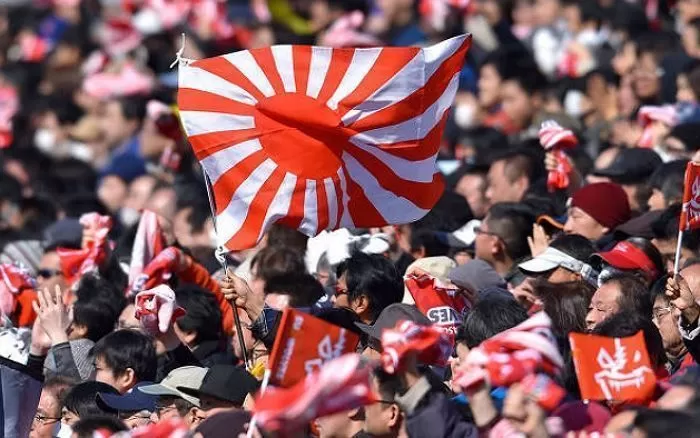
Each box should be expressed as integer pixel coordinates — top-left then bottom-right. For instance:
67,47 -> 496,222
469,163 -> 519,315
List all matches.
32,285 -> 70,345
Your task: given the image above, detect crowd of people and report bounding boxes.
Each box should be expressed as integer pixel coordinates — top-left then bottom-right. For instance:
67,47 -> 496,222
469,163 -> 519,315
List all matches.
2,0 -> 700,436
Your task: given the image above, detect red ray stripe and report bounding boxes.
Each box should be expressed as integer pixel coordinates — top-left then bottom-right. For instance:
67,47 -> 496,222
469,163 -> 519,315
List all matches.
212,150 -> 267,215
332,177 -> 343,229
292,46 -> 312,95
343,169 -> 386,227
193,56 -> 266,102
368,112 -> 448,161
345,142 -> 443,210
316,49 -> 354,104
224,167 -> 287,250
178,88 -> 257,115
348,39 -> 469,133
316,180 -> 329,232
188,129 -> 261,160
335,47 -> 419,119
277,177 -> 306,230
250,47 -> 286,95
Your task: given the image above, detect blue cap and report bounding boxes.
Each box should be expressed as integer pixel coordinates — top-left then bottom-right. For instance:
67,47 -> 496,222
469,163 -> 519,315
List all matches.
97,382 -> 157,412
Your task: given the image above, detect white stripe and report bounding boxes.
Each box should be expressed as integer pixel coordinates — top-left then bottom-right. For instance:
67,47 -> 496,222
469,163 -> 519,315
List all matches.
271,45 -> 296,93
200,138 -> 262,185
306,47 -> 332,99
223,50 -> 275,97
180,111 -> 255,137
216,159 -> 277,246
257,172 -> 297,242
326,48 -> 382,110
179,65 -> 257,105
351,73 -> 459,145
341,35 -> 465,126
342,152 -> 429,224
349,138 -> 438,183
299,180 -> 318,236
323,177 -> 338,230
337,168 -> 353,228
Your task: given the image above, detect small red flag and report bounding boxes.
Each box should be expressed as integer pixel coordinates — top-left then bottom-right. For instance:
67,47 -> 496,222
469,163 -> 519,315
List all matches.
128,210 -> 167,293
254,353 -> 378,434
569,331 -> 656,402
57,213 -> 112,288
680,161 -> 700,231
380,319 -> 454,374
267,308 -> 360,387
405,273 -> 470,335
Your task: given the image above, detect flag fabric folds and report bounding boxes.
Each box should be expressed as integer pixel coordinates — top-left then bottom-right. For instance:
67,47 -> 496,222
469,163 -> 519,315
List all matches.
267,307 -> 360,387
177,35 -> 471,251
380,319 -> 453,374
128,210 -> 167,291
680,161 -> 700,231
404,273 -> 470,334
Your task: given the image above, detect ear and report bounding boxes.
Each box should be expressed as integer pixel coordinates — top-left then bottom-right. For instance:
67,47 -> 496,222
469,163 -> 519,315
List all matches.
387,404 -> 401,428
121,368 -> 137,389
71,324 -> 88,338
348,407 -> 363,421
411,246 -> 426,259
352,295 -> 370,317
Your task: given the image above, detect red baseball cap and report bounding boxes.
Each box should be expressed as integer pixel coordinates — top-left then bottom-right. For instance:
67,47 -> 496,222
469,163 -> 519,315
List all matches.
593,240 -> 659,281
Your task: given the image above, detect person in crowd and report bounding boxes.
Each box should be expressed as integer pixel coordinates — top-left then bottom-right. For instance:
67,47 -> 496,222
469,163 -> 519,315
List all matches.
29,376 -> 73,438
648,160 -> 689,210
593,237 -> 665,286
70,416 -> 128,438
485,148 -> 546,206
178,365 -> 259,416
60,381 -> 119,427
586,272 -> 653,330
92,329 -> 158,393
652,277 -> 695,374
519,233 -> 598,285
564,182 -> 632,243
138,366 -> 208,428
652,204 -> 700,271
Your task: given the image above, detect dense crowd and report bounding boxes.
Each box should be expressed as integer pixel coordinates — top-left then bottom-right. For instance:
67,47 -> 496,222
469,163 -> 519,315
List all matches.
2,0 -> 700,437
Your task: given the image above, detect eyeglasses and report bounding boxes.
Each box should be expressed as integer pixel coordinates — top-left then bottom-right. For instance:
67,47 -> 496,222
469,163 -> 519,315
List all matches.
37,268 -> 61,279
652,306 -> 673,322
334,285 -> 348,296
474,226 -> 502,241
33,413 -> 61,425
155,404 -> 178,417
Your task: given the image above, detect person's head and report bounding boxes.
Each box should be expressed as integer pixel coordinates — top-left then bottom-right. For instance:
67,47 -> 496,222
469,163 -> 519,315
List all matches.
74,274 -> 128,317
564,183 -> 631,241
61,381 -> 119,426
594,238 -> 665,286
652,204 -> 700,271
485,148 -> 544,205
137,365 -> 207,426
249,245 -> 306,297
562,0 -> 601,34
593,310 -> 666,369
264,272 -> 325,309
69,298 -> 119,343
454,169 -> 488,219
478,50 -> 511,109
120,175 -> 157,227
535,279 -> 595,335
335,253 -> 403,324
97,174 -> 128,214
100,96 -> 146,148
500,60 -> 548,130
316,408 -> 365,438
532,0 -> 561,26
174,285 -> 223,348
677,64 -> 700,103
651,276 -> 686,359
91,329 -> 157,393
70,416 -> 128,438
266,224 -> 309,255
173,185 -> 214,249
519,234 -> 598,284
363,368 -> 404,438
586,272 -> 652,330
30,377 -> 74,438
648,161 -> 689,210
178,365 -> 259,416
475,202 -> 535,268
409,229 -> 449,259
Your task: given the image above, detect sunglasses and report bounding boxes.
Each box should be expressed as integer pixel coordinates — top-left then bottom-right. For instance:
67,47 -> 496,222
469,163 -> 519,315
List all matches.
37,268 -> 61,279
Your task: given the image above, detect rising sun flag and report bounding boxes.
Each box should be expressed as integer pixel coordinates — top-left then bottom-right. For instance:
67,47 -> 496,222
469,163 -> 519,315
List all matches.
177,35 -> 471,251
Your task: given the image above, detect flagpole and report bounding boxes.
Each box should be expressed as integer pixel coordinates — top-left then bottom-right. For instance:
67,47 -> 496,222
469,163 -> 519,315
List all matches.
674,228 -> 685,275
247,368 -> 272,438
202,169 -> 251,370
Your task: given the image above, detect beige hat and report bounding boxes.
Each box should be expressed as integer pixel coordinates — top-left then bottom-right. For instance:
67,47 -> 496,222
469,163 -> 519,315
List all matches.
137,366 -> 208,407
402,256 -> 457,304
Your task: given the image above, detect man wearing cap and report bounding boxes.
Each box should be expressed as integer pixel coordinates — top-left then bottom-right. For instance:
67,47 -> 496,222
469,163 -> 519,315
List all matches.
592,148 -> 662,211
97,382 -> 157,429
518,235 -> 598,286
563,182 -> 632,243
177,364 -> 259,417
137,366 -> 208,428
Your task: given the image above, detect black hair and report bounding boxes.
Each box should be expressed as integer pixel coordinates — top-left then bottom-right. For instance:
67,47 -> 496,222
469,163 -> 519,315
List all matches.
549,234 -> 596,262
250,246 -> 306,282
0,172 -> 23,205
91,329 -> 157,383
43,375 -> 75,405
72,299 -> 119,343
410,229 -> 449,258
649,160 -> 689,206
315,306 -> 364,338
71,416 -> 128,438
562,0 -> 602,27
74,275 -> 127,318
535,279 -> 595,335
411,190 -> 473,232
632,409 -> 700,438
114,96 -> 147,123
373,367 -> 403,402
264,273 -> 325,308
593,310 -> 666,369
492,147 -> 547,186
600,272 -> 653,319
336,253 -> 403,322
457,294 -> 528,348
48,96 -> 84,125
485,202 -> 537,261
501,56 -> 549,95
175,285 -> 223,344
175,183 -> 211,234
58,193 -> 109,218
636,31 -> 681,64
266,224 -> 309,256
62,381 -> 119,419
652,204 -> 700,253
667,123 -> 700,152
46,159 -> 98,199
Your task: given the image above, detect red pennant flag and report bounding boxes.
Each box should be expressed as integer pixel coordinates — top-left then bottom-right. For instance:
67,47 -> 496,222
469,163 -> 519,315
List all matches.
177,35 -> 471,251
680,161 -> 700,231
254,353 -> 378,434
267,308 -> 360,387
405,273 -> 470,335
380,320 -> 454,374
569,331 -> 656,402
